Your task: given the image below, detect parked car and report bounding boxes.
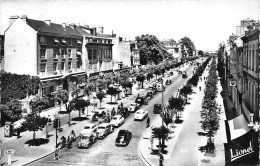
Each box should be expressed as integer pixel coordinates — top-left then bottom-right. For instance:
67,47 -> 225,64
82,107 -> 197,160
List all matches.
182,71 -> 187,78
80,123 -> 98,135
134,109 -> 148,121
117,107 -> 129,118
156,83 -> 165,92
145,91 -> 154,100
115,129 -> 132,146
135,96 -> 145,106
94,107 -> 108,116
78,132 -> 97,148
165,79 -> 172,85
128,103 -> 140,112
96,123 -> 114,139
170,71 -> 174,76
153,104 -> 162,114
110,115 -> 124,127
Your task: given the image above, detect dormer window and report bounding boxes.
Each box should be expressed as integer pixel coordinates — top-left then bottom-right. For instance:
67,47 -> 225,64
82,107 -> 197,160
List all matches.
61,39 -> 66,46
39,36 -> 47,45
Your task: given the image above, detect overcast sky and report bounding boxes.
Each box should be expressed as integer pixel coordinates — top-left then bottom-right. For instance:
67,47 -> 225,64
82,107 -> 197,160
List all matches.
0,0 -> 259,51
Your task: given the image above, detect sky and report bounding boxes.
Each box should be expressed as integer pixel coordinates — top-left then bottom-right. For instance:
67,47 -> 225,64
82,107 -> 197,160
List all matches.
0,0 -> 259,51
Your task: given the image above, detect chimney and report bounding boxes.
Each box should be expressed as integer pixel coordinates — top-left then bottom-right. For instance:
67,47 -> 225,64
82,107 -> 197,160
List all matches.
91,27 -> 97,36
62,23 -> 66,29
44,20 -> 51,25
9,15 -> 19,26
98,26 -> 104,34
69,23 -> 77,30
20,15 -> 27,23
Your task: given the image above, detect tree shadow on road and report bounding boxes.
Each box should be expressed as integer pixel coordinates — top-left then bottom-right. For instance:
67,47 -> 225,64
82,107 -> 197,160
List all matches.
71,117 -> 88,121
25,138 -> 49,146
197,131 -> 207,136
175,118 -> 183,124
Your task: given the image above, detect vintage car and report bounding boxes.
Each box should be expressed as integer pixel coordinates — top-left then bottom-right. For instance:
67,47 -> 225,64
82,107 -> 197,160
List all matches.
145,91 -> 154,100
128,103 -> 140,112
117,107 -> 129,118
77,132 -> 97,148
182,71 -> 187,78
135,96 -> 145,106
165,79 -> 172,85
96,123 -> 114,139
134,109 -> 148,121
115,129 -> 132,146
110,115 -> 125,127
153,104 -> 162,114
79,123 -> 98,135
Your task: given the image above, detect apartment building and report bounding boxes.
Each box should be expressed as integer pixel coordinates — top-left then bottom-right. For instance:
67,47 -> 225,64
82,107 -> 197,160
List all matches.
162,40 -> 181,59
4,15 -> 84,103
130,41 -> 140,67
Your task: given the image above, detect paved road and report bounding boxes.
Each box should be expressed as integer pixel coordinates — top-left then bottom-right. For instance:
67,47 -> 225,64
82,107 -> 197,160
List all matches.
27,64 -> 196,166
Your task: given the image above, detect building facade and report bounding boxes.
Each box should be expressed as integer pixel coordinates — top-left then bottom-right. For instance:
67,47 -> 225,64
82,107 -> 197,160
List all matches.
130,41 -> 140,67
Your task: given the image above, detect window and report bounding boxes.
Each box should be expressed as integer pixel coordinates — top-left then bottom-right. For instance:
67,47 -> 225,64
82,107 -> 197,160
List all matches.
40,49 -> 46,58
40,63 -> 46,72
98,49 -> 102,60
39,36 -> 47,45
68,62 -> 72,70
60,49 -> 65,58
252,50 -> 255,71
103,50 -> 107,59
67,39 -> 72,46
77,40 -> 82,47
88,49 -> 93,60
77,59 -> 81,68
53,49 -> 57,58
61,38 -> 66,46
61,62 -> 65,70
93,49 -> 97,60
68,49 -> 71,57
53,63 -> 57,71
54,38 -> 59,46
93,39 -> 97,43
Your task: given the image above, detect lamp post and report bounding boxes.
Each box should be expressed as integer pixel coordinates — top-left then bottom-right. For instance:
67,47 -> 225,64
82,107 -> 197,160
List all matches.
53,113 -> 60,148
160,77 -> 165,153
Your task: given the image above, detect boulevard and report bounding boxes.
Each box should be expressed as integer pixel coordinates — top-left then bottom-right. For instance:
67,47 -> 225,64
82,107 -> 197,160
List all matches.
27,64 -> 196,166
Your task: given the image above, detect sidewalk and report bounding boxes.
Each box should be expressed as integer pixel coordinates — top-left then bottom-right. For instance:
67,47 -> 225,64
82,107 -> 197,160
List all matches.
0,81 -> 147,166
139,62 -> 227,166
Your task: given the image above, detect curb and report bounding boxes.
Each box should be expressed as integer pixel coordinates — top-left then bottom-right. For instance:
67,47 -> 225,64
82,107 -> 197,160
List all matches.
138,139 -> 153,166
22,151 -> 54,166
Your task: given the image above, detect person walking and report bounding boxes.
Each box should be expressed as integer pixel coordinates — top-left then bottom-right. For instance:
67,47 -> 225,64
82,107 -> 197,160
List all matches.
146,117 -> 150,128
159,152 -> 164,166
54,147 -> 60,160
199,85 -> 201,91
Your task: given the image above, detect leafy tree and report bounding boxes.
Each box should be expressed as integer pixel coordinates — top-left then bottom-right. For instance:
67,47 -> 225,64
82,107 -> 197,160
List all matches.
168,96 -> 185,118
179,85 -> 193,99
154,69 -> 161,78
96,90 -> 106,108
70,98 -> 87,117
180,37 -> 195,57
126,81 -> 133,95
198,50 -> 204,56
96,78 -> 107,92
22,95 -> 48,141
151,125 -> 170,153
146,73 -> 153,82
54,89 -> 69,113
2,99 -> 22,122
136,74 -> 146,89
106,86 -> 118,103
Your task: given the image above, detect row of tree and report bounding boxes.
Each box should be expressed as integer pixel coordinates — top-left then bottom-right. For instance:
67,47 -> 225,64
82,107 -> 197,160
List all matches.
200,57 -> 220,149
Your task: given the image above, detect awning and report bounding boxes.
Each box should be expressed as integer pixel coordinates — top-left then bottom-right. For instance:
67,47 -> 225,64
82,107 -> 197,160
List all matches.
228,114 -> 250,140
77,40 -> 82,44
76,51 -> 82,55
54,39 -> 59,43
62,39 -> 66,43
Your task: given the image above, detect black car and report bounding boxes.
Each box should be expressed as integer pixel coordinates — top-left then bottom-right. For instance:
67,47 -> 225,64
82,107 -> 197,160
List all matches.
135,97 -> 145,106
146,91 -> 154,100
115,129 -> 132,146
182,71 -> 187,78
165,80 -> 172,85
117,107 -> 129,118
153,104 -> 162,114
170,72 -> 174,76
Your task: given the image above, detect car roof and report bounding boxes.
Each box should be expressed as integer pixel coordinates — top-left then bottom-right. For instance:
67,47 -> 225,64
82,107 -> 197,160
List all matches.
113,115 -> 121,118
137,109 -> 145,112
85,123 -> 96,127
154,104 -> 161,106
98,123 -> 111,127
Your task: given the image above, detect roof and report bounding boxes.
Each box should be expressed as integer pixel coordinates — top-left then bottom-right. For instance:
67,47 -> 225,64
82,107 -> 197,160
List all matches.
26,19 -> 82,37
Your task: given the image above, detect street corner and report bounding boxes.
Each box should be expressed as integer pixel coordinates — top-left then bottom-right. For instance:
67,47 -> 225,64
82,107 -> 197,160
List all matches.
138,136 -> 157,166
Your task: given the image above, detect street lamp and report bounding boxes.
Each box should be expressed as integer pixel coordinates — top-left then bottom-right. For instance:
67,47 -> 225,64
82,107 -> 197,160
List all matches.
53,113 -> 60,148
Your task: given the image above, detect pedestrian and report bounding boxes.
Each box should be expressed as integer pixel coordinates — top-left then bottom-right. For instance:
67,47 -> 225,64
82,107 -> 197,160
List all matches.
204,76 -> 205,80
48,115 -> 52,125
159,153 -> 164,166
54,147 -> 60,160
199,85 -> 201,91
16,127 -> 20,139
82,108 -> 85,115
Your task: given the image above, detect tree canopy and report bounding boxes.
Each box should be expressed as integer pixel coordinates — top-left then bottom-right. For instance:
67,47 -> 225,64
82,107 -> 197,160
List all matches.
180,37 -> 196,57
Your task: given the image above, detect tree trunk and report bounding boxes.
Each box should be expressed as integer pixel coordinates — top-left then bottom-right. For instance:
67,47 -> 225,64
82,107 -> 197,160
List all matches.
79,109 -> 81,117
100,100 -> 102,108
46,124 -> 48,138
111,96 -> 112,102
59,105 -> 61,113
68,113 -> 71,126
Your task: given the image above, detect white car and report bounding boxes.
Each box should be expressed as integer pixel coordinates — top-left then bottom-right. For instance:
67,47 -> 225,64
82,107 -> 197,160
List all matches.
134,109 -> 148,121
128,103 -> 140,112
80,123 -> 98,135
110,115 -> 124,127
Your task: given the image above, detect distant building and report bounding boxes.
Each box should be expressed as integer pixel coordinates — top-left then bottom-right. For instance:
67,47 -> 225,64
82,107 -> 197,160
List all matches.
130,41 -> 140,67
111,36 -> 132,71
161,40 -> 181,59
236,18 -> 255,36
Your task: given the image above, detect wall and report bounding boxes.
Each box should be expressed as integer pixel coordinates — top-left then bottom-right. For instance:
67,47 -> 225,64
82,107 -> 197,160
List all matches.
5,18 -> 37,75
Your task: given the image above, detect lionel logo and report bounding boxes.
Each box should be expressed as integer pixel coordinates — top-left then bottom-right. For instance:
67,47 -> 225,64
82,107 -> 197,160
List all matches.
230,141 -> 254,162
